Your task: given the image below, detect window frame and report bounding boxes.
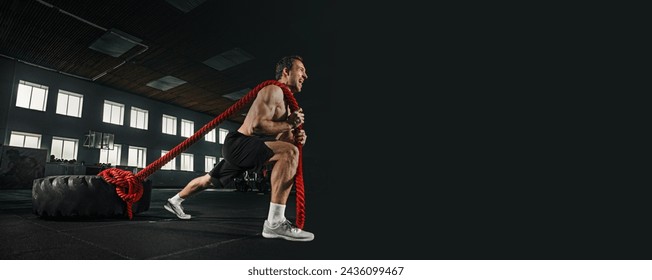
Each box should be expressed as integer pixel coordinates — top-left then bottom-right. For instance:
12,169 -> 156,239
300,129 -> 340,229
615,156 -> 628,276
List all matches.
205,128 -> 216,142
161,150 -> 176,170
103,100 -> 125,126
16,80 -> 48,112
219,128 -> 229,144
128,146 -> 147,168
56,89 -> 84,118
99,144 -> 122,166
204,155 -> 217,172
162,114 -> 177,135
181,119 -> 194,138
180,153 -> 194,171
129,106 -> 149,130
9,131 -> 42,149
51,136 -> 79,161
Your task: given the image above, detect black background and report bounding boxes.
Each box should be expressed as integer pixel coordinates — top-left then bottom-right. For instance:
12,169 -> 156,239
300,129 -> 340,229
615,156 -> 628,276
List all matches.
287,1 -> 650,260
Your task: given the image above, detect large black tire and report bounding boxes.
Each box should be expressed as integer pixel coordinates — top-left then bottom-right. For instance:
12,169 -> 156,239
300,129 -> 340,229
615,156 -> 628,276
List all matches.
32,175 -> 151,217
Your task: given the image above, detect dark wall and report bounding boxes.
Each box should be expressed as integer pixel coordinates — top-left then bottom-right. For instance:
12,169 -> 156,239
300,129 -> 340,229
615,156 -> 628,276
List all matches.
0,56 -> 240,186
0,58 -> 16,144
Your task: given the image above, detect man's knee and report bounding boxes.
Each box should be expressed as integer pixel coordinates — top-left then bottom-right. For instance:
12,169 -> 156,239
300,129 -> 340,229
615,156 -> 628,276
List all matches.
288,146 -> 299,166
288,145 -> 299,158
268,142 -> 299,166
207,176 -> 221,187
279,145 -> 299,163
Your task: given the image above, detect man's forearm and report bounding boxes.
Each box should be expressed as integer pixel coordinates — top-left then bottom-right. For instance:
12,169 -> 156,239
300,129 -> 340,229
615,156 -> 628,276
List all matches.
276,130 -> 294,143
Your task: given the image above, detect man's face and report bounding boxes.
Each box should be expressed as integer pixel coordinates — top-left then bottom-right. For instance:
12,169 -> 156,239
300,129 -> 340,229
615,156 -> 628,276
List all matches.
287,60 -> 308,92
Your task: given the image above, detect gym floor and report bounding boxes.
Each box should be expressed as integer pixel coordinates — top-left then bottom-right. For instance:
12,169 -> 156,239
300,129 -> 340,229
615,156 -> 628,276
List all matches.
3,182 -> 650,261
0,188 -> 334,260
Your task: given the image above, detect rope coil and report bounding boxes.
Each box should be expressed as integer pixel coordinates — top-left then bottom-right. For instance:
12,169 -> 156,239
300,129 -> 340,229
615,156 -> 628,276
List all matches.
99,80 -> 307,228
97,168 -> 143,219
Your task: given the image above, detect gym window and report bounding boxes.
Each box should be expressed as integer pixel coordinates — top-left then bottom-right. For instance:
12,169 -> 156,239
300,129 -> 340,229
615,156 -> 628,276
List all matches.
128,146 -> 147,168
161,150 -> 176,170
162,114 -> 177,135
103,100 -> 124,125
219,128 -> 228,144
180,153 -> 193,171
204,156 -> 216,172
56,90 -> 84,118
99,144 -> 122,166
16,80 -> 48,112
205,129 -> 216,142
130,106 -> 149,130
181,119 -> 194,138
9,131 -> 41,149
51,136 -> 78,161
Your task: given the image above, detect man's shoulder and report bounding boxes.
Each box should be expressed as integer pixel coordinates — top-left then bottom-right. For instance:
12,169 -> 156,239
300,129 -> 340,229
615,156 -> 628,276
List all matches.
259,84 -> 284,99
262,83 -> 284,92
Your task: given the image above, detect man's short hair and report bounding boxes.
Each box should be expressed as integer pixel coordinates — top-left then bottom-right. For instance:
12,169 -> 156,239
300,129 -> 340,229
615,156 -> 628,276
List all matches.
275,55 -> 304,80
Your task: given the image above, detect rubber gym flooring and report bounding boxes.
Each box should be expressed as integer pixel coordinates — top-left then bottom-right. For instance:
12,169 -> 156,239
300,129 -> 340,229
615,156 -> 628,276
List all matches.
0,188 -> 333,260
3,184 -> 650,260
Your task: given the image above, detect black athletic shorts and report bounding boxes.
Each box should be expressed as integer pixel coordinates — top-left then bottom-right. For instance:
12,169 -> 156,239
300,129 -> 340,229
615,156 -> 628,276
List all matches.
208,131 -> 275,187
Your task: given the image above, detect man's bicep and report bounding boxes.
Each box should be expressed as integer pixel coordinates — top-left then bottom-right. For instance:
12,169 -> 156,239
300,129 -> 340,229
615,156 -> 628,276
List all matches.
252,87 -> 282,121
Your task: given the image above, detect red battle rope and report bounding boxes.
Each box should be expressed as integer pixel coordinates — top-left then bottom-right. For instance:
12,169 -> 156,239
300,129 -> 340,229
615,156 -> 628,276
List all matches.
98,80 -> 306,228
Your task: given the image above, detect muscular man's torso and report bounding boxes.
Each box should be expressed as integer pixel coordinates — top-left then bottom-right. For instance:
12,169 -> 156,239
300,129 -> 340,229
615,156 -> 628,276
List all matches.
237,88 -> 290,138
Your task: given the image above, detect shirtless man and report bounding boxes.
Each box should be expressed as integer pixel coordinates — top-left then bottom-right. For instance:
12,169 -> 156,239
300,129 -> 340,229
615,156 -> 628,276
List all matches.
164,55 -> 314,241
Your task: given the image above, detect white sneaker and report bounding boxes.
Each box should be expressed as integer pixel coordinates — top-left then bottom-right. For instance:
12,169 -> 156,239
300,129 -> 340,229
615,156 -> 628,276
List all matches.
262,219 -> 314,241
164,199 -> 191,220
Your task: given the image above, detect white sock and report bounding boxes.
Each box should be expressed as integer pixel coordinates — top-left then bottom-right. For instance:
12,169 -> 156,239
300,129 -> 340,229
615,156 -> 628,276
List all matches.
170,193 -> 184,204
267,202 -> 286,226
